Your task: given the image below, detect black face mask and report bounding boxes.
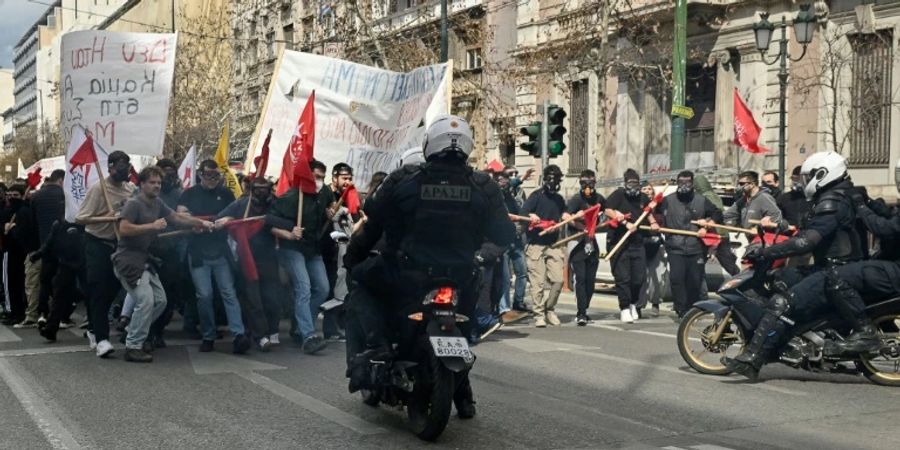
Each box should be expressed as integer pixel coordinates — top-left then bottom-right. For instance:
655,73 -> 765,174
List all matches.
624,181 -> 640,197
111,168 -> 131,183
162,174 -> 180,192
544,173 -> 561,193
676,182 -> 694,195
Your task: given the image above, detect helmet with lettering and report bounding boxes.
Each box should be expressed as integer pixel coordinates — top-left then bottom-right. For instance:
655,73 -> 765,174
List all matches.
422,115 -> 474,161
800,151 -> 848,201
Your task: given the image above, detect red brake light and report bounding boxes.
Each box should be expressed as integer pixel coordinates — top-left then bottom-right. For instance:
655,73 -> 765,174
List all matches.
433,287 -> 455,305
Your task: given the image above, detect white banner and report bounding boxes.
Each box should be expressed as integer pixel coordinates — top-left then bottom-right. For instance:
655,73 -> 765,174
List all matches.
60,30 -> 177,156
24,156 -> 67,179
245,51 -> 450,187
178,144 -> 196,189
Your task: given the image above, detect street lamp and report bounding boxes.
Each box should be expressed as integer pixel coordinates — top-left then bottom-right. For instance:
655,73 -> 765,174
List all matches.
753,4 -> 818,190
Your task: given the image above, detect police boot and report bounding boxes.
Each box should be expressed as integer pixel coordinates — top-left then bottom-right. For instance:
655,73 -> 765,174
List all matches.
723,309 -> 789,381
453,374 -> 476,419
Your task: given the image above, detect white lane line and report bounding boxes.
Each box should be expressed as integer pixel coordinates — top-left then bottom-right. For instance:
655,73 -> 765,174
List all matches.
0,358 -> 85,449
0,339 -> 198,358
237,371 -> 387,435
690,445 -> 736,450
0,324 -> 23,343
565,349 -> 807,397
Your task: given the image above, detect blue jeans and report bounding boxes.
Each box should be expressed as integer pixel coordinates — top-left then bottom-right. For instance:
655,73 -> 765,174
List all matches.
501,248 -> 528,310
277,249 -> 329,340
189,256 -> 245,341
114,268 -> 167,350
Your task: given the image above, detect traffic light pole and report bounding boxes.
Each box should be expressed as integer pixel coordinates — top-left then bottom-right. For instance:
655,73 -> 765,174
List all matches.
541,100 -> 549,171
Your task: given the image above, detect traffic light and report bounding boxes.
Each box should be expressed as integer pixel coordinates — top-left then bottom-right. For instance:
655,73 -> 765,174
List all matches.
519,121 -> 542,158
546,105 -> 567,157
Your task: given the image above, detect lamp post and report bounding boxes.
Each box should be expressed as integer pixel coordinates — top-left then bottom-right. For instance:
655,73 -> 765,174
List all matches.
753,4 -> 817,191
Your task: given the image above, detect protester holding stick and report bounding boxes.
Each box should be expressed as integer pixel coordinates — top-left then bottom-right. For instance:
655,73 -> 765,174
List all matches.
566,170 -> 606,326
604,169 -> 657,323
74,151 -> 135,355
656,171 -> 722,319
521,165 -> 569,328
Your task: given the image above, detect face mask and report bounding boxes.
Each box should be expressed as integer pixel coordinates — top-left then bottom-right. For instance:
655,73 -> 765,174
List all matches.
162,174 -> 180,191
740,183 -> 754,196
111,168 -> 130,183
624,182 -> 640,197
677,182 -> 694,195
315,180 -> 325,191
580,180 -> 595,196
543,174 -> 561,193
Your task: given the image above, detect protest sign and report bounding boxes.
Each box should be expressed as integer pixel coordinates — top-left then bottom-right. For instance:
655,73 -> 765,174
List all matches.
60,30 -> 177,156
245,51 -> 451,187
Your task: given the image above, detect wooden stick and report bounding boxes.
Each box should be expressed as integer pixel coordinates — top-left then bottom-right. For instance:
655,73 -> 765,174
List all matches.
539,209 -> 584,236
159,215 -> 265,239
243,195 -> 254,219
296,191 -> 304,228
749,219 -> 797,231
551,231 -> 586,248
691,220 -> 755,235
604,210 -> 648,261
639,225 -> 700,237
508,213 -> 532,222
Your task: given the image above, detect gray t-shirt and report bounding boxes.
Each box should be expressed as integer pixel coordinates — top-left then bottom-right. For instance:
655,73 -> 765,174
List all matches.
112,195 -> 174,287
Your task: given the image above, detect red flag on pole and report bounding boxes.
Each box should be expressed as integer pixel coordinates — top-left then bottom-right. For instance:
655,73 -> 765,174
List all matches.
276,91 -> 318,196
26,167 -> 42,190
582,204 -> 602,237
733,88 -> 769,154
226,218 -> 265,281
250,129 -> 273,182
341,184 -> 361,215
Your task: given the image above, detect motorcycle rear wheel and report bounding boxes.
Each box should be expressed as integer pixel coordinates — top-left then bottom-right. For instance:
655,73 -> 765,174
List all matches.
856,314 -> 900,387
407,340 -> 454,441
677,307 -> 746,375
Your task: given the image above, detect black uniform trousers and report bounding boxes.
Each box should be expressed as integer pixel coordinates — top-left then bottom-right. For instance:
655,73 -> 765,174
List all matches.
668,252 -> 705,316
4,248 -> 27,321
789,260 -> 900,324
611,245 -> 646,311
570,244 -> 600,317
44,262 -> 86,336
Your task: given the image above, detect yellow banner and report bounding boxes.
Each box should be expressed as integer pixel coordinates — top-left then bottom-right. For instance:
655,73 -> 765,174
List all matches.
214,123 -> 243,198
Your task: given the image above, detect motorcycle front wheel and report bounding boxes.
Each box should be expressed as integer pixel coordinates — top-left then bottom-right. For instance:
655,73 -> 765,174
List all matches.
856,314 -> 900,387
677,307 -> 746,375
407,340 -> 455,441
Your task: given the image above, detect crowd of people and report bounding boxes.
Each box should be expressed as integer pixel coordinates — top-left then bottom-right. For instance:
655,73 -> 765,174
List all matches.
0,137 -> 883,369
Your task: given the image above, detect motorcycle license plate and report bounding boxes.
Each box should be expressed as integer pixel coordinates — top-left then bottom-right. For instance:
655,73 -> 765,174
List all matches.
429,336 -> 473,362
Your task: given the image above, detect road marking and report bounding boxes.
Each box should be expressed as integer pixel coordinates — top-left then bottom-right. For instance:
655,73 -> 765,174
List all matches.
238,371 -> 387,435
0,324 -> 23,343
0,358 -> 85,449
186,347 -> 386,435
689,445 -> 736,450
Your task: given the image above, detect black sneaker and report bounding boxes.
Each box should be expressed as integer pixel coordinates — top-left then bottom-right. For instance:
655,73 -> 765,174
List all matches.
142,340 -> 154,354
233,334 -> 251,354
199,340 -> 214,352
325,334 -> 346,343
39,327 -> 57,343
152,335 -> 167,349
124,348 -> 153,363
302,335 -> 327,355
37,316 -> 47,331
576,316 -> 588,327
115,316 -> 130,332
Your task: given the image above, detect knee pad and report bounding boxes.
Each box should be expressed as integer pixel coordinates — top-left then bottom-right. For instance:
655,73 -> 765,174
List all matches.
767,293 -> 792,316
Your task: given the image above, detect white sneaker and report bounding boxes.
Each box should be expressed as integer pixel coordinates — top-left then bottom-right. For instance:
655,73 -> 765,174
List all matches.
96,340 -> 114,358
84,331 -> 97,350
269,334 -> 280,345
258,337 -> 272,352
620,309 -> 634,324
630,304 -> 639,322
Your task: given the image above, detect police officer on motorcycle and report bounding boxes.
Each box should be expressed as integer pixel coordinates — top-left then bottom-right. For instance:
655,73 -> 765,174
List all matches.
343,115 -> 515,417
726,151 -> 864,380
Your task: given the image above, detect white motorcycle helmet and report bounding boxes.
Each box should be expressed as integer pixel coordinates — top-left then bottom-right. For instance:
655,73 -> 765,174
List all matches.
422,115 -> 474,161
399,146 -> 425,167
800,151 -> 848,201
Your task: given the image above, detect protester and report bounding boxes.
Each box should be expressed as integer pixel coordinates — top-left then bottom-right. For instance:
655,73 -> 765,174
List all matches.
494,170 -> 530,319
216,176 -> 282,351
604,169 -> 655,323
566,169 -> 605,326
695,175 -> 739,277
114,166 -> 214,362
1,183 -> 28,325
320,162 -> 354,341
75,151 -> 136,355
777,165 -> 811,227
9,180 -> 41,329
266,159 -> 331,354
658,171 -> 722,318
178,159 -> 250,354
721,171 -> 787,231
522,165 -> 568,327
761,170 -> 781,198
506,165 -> 535,209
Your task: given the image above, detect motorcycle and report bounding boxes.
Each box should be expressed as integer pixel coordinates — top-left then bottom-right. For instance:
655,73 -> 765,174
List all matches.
676,230 -> 900,386
347,281 -> 475,441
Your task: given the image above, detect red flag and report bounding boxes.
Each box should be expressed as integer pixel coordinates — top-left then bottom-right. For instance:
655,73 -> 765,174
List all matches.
582,204 -> 601,236
528,220 -> 557,231
276,91 -> 317,196
226,219 -> 265,281
69,135 -> 98,169
250,129 -> 272,181
733,88 -> 769,154
644,191 -> 664,213
485,159 -> 504,173
341,184 -> 361,215
129,166 -> 139,184
26,167 -> 42,190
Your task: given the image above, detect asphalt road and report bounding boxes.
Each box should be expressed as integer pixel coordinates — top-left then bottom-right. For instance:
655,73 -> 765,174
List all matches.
1,292 -> 898,450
